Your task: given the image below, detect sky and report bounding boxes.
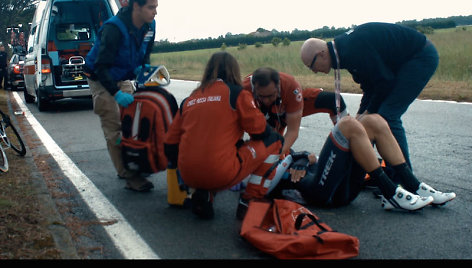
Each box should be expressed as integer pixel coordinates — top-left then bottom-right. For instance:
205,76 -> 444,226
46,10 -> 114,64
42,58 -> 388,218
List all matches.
155,0 -> 472,43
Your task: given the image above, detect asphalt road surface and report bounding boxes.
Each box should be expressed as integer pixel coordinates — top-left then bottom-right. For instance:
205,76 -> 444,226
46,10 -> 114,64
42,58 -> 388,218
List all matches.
11,80 -> 472,259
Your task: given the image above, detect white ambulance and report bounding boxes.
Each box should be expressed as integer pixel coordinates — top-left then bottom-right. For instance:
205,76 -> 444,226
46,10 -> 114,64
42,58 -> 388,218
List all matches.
23,0 -> 126,111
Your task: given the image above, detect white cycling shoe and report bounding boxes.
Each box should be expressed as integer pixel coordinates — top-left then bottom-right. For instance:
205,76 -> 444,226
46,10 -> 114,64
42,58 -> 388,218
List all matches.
416,182 -> 456,206
381,187 -> 433,211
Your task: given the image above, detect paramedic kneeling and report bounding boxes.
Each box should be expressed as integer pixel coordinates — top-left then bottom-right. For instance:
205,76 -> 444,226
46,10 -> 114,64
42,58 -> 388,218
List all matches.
243,67 -> 348,156
164,52 -> 284,219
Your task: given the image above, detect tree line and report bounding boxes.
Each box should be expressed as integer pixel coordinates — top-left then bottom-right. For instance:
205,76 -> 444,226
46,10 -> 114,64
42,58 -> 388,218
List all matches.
1,0 -> 471,56
153,15 -> 472,53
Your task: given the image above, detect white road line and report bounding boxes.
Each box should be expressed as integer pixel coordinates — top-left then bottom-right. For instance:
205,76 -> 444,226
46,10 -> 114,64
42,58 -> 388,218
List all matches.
173,79 -> 472,105
339,92 -> 472,105
12,92 -> 159,259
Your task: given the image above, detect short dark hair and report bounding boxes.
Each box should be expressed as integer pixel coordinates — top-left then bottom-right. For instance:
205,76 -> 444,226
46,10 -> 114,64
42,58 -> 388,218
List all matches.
129,0 -> 148,7
251,67 -> 280,88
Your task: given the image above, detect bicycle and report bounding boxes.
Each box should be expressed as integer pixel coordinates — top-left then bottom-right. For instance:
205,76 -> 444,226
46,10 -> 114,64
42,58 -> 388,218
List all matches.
0,108 -> 27,172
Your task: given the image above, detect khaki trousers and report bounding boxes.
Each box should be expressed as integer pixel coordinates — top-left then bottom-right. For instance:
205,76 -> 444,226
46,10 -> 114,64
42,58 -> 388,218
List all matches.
88,78 -> 135,178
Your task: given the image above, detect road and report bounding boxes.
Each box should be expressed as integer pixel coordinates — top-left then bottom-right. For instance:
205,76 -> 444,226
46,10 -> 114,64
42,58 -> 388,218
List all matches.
11,80 -> 472,259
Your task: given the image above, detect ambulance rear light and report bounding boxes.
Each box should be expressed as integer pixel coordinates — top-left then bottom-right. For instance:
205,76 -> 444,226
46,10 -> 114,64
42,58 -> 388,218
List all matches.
41,58 -> 52,74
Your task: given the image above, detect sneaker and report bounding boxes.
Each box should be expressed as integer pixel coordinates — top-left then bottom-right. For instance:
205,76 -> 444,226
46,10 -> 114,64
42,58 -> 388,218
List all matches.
236,194 -> 250,220
416,182 -> 456,206
124,176 -> 154,192
191,189 -> 214,219
381,187 -> 433,211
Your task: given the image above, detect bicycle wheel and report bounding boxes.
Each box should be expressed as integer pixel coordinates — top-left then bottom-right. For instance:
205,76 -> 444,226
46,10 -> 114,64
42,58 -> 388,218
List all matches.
0,144 -> 8,172
3,122 -> 26,156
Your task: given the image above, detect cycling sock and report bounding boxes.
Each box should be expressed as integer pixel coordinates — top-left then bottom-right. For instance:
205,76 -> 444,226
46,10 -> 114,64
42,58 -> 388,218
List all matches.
392,162 -> 421,193
368,167 -> 397,199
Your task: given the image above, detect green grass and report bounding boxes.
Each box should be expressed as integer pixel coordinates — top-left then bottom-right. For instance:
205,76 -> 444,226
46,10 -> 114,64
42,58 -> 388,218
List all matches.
151,40 -> 317,80
429,27 -> 472,81
152,26 -> 472,102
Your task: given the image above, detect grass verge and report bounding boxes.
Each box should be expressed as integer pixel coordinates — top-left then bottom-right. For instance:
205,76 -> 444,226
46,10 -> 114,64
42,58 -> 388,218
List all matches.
0,90 -> 61,259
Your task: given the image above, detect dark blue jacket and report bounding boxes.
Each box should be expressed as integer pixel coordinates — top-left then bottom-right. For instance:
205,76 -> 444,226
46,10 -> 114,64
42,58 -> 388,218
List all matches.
85,7 -> 155,95
0,51 -> 7,68
328,22 -> 426,113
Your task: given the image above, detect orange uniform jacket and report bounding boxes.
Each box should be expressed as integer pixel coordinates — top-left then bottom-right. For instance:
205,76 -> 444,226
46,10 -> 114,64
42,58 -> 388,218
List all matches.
243,72 -> 304,134
165,80 -> 270,191
243,72 -> 332,134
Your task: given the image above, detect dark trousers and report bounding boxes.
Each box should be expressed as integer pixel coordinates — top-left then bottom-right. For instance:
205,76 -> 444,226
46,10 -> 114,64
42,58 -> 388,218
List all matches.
378,40 -> 439,169
0,68 -> 6,88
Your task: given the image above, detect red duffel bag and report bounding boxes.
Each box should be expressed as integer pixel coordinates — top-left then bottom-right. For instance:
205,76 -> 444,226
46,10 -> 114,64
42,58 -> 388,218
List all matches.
240,199 -> 359,259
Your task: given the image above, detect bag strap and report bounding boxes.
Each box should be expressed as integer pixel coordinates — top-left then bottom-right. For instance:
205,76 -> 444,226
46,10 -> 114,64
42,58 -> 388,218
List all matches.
294,213 -> 328,232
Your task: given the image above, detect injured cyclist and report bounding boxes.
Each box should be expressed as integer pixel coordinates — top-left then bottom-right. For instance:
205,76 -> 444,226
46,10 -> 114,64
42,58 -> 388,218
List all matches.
240,113 -> 456,214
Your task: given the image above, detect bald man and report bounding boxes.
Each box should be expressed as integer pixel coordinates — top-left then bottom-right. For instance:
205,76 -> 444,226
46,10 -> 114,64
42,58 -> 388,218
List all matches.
300,22 -> 439,171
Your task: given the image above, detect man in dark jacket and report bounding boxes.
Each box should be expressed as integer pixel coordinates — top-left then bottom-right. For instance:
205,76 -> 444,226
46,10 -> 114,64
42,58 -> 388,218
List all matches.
85,0 -> 157,192
0,43 -> 7,89
300,22 -> 439,172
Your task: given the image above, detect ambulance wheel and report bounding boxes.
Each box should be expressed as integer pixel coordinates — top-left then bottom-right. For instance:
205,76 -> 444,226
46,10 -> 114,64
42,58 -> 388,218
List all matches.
36,89 -> 49,111
24,89 -> 35,103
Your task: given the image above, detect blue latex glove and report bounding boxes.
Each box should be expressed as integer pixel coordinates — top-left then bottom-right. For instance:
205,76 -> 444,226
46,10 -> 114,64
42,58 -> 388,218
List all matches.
134,64 -> 151,76
114,90 -> 134,108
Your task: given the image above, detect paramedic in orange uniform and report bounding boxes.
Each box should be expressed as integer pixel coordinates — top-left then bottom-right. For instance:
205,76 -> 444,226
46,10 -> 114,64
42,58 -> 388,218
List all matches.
243,68 -> 347,155
164,52 -> 283,219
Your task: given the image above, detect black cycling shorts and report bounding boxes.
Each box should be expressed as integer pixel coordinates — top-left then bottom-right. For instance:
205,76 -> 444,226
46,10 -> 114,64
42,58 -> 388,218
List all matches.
297,125 -> 366,207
